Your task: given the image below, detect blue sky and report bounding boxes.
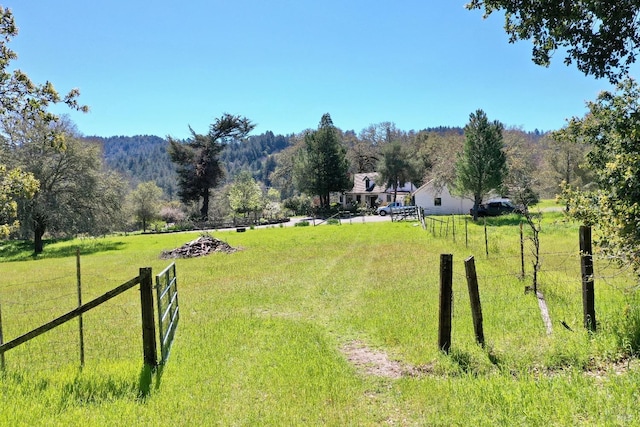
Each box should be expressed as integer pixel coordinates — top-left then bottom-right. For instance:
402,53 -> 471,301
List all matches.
6,1 -> 621,138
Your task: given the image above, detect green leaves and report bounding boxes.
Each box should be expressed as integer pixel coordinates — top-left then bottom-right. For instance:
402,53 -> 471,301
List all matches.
467,0 -> 640,83
557,79 -> 640,275
376,141 -> 418,201
168,114 -> 255,220
0,165 -> 39,238
228,171 -> 264,216
455,109 -> 507,215
293,113 -> 350,208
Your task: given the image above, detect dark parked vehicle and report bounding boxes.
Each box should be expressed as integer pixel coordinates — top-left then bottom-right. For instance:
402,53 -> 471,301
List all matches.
470,199 -> 519,217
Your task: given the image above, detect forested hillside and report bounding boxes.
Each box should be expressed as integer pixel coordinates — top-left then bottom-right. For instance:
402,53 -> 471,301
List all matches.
92,132 -> 293,198
90,135 -> 179,198
222,131 -> 292,185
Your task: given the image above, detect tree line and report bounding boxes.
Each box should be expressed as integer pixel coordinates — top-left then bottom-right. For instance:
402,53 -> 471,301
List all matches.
3,1 -> 640,284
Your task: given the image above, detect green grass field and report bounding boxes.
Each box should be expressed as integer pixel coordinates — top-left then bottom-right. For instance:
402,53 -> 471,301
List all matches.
1,215 -> 640,425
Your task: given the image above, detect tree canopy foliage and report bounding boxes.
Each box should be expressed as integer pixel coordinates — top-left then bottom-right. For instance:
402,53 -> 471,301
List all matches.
376,141 -> 419,202
228,170 -> 264,217
455,109 -> 507,220
467,0 -> 640,83
7,117 -> 126,253
167,114 -> 255,220
128,181 -> 163,232
557,79 -> 640,277
0,7 -> 88,121
502,129 -> 540,208
293,114 -> 351,209
0,165 -> 38,238
0,7 -> 87,237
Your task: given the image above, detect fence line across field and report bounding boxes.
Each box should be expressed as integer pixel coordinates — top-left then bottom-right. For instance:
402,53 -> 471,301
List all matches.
0,258 -> 180,372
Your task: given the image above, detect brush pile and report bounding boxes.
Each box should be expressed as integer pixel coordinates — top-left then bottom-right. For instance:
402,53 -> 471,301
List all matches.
160,234 -> 237,259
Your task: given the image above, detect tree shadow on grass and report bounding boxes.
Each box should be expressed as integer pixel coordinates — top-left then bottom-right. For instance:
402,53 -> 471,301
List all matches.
0,238 -> 127,262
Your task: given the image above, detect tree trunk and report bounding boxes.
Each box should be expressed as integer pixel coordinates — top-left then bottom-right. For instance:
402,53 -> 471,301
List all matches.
142,217 -> 147,233
472,194 -> 482,221
201,190 -> 210,221
33,222 -> 46,255
321,193 -> 330,209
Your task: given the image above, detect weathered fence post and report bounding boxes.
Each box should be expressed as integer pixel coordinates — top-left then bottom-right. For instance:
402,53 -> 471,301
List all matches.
0,304 -> 5,370
465,217 -> 468,248
580,226 -> 596,331
464,256 -> 485,347
140,267 -> 158,368
76,248 -> 85,367
484,218 -> 489,257
438,254 -> 453,353
452,215 -> 456,243
519,222 -> 525,279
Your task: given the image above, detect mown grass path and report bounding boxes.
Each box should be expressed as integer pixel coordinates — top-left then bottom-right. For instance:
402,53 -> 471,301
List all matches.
1,217 -> 639,425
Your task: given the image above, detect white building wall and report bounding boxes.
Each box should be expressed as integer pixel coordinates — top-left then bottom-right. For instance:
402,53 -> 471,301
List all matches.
413,182 -> 474,215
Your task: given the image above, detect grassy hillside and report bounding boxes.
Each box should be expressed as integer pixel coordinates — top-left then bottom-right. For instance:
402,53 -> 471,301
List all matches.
1,216 -> 639,425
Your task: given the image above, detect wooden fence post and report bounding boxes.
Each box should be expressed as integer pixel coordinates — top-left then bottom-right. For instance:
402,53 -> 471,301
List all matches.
465,217 -> 468,248
580,226 -> 596,331
0,304 -> 5,370
76,248 -> 85,367
452,215 -> 456,243
464,256 -> 485,347
438,254 -> 453,353
484,218 -> 489,257
140,267 -> 158,368
519,222 -> 525,280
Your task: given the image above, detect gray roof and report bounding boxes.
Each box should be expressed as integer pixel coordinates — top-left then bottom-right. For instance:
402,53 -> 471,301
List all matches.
349,173 -> 416,194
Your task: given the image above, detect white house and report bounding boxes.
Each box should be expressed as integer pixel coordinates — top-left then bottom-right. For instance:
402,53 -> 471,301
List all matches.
413,180 -> 474,215
344,173 -> 417,208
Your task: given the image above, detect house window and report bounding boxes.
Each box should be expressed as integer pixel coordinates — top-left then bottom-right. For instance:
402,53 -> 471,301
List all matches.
356,195 -> 361,203
434,197 -> 442,206
386,195 -> 392,202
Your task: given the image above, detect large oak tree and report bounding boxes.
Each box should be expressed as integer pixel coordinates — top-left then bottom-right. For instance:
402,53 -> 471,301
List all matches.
7,117 -> 126,253
0,7 -> 87,236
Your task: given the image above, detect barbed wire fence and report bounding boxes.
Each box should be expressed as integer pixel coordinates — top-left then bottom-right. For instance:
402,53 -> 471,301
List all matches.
424,214 -> 638,349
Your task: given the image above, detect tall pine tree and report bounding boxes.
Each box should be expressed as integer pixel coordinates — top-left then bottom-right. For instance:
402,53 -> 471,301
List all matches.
455,109 -> 507,220
294,113 -> 350,209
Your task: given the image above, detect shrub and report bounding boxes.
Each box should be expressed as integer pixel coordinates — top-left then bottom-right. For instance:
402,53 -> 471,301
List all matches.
283,195 -> 313,215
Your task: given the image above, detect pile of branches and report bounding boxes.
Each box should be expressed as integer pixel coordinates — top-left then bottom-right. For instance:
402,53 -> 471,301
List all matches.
160,234 -> 237,259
